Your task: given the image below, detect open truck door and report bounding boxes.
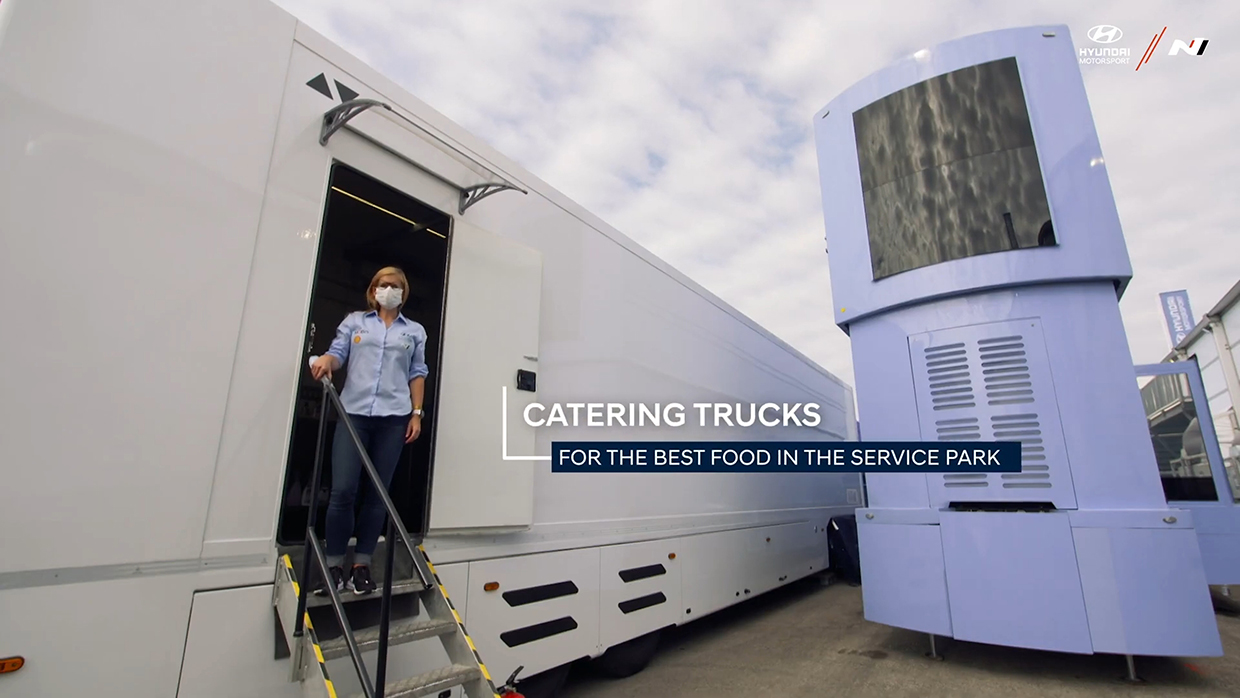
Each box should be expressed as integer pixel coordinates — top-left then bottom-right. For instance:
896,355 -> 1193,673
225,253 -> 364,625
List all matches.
430,217 -> 542,532
1136,359 -> 1240,585
295,41 -> 543,535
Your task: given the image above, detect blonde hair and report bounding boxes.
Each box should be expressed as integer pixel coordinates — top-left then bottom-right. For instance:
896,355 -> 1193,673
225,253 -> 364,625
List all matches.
366,266 -> 410,311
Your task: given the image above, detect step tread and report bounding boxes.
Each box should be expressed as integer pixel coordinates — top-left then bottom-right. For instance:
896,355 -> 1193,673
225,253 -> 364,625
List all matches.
349,664 -> 481,698
318,618 -> 457,660
306,577 -> 426,607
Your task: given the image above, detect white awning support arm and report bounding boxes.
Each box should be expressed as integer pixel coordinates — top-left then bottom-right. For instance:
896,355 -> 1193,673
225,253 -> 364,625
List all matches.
319,99 -> 528,215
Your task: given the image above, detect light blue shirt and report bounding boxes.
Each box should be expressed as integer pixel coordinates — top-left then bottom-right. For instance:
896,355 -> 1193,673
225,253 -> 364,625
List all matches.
326,310 -> 429,417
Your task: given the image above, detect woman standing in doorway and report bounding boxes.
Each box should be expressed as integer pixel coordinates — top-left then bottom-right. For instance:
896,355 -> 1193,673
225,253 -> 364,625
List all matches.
309,266 -> 428,596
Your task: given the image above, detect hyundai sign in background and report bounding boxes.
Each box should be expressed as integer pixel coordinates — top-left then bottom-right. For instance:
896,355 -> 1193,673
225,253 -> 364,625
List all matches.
1159,289 -> 1196,348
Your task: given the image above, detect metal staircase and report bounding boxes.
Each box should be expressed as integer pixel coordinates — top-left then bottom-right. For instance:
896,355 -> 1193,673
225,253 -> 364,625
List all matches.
273,375 -> 501,698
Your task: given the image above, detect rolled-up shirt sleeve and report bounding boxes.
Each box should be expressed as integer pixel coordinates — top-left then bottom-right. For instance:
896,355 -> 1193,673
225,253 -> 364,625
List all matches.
408,328 -> 429,381
326,314 -> 354,365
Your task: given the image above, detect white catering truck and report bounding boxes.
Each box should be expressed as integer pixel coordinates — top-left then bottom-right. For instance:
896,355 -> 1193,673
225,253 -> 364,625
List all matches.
0,1 -> 859,696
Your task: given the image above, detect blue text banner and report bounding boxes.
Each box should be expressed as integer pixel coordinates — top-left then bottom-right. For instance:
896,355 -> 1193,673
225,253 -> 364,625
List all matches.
550,442 -> 1022,473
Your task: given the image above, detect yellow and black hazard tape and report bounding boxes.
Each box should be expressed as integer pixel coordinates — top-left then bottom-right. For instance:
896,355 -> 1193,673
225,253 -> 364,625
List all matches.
418,545 -> 503,698
283,555 -> 339,698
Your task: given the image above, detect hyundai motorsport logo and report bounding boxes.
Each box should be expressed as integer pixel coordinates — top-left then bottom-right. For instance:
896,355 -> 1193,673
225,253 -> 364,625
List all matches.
1078,24 -> 1212,70
1080,25 -> 1131,65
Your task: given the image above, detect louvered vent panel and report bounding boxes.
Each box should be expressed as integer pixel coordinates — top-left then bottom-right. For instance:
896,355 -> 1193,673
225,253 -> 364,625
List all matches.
909,319 -> 1077,508
979,336 -> 1035,406
992,413 -> 1051,488
937,416 -> 987,488
925,343 -> 975,412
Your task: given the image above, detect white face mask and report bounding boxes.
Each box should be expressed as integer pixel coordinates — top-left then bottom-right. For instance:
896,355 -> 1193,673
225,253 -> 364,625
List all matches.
374,286 -> 402,310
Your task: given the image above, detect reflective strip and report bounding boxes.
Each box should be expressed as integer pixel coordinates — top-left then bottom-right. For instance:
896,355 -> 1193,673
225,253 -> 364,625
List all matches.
283,556 -> 301,597
422,545 -> 500,695
311,631 -> 335,697
281,556 -> 335,697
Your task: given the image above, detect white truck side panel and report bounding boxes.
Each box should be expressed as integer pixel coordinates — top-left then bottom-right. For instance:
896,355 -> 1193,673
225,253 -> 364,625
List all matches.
2,0 -> 857,569
0,0 -> 860,693
0,0 -> 297,573
678,516 -> 830,622
0,568 -> 267,697
178,586 -> 301,698
459,188 -> 857,526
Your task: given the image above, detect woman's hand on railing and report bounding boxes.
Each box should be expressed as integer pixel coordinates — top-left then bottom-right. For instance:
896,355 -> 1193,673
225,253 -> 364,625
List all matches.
309,354 -> 336,381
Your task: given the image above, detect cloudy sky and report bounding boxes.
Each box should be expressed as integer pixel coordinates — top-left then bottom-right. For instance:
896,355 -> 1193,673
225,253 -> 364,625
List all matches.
274,0 -> 1238,393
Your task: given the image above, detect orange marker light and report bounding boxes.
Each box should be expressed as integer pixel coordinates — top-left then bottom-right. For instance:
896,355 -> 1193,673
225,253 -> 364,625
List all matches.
483,582 -> 499,592
0,656 -> 24,674
668,553 -> 676,560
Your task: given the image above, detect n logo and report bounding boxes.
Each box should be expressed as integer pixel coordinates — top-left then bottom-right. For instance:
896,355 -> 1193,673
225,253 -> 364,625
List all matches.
1137,27 -> 1210,71
1168,38 -> 1209,56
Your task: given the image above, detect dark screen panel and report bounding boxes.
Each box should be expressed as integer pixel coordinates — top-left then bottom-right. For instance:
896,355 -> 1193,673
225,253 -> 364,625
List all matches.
853,57 -> 1054,280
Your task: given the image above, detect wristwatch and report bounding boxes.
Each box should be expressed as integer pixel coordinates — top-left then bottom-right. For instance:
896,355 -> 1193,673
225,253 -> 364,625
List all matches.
412,408 -> 424,417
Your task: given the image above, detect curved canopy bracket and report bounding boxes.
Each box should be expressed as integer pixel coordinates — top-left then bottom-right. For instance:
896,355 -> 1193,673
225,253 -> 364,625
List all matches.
318,99 -> 529,215
320,98 -> 391,146
460,183 -> 524,215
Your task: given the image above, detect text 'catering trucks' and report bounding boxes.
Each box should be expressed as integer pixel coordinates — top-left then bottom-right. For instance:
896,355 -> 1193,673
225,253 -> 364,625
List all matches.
0,1 -> 859,696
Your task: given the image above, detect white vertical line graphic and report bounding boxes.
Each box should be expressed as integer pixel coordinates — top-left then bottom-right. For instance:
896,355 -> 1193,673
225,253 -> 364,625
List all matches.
502,385 -> 551,461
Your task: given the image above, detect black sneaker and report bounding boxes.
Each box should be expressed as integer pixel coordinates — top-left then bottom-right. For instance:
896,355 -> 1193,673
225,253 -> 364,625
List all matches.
348,565 -> 376,595
314,565 -> 346,596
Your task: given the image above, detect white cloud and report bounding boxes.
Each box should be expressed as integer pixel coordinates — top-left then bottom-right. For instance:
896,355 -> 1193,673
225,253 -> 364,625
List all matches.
274,0 -> 1240,400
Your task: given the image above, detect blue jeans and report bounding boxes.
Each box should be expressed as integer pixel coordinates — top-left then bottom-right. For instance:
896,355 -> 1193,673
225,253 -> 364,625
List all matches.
325,414 -> 408,565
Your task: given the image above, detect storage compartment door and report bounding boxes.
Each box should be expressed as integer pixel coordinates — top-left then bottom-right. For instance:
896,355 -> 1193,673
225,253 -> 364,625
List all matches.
600,539 -> 682,650
940,511 -> 1092,653
465,548 -> 601,681
429,219 -> 542,530
856,518 -> 952,636
178,585 -> 300,698
1074,525 -> 1221,656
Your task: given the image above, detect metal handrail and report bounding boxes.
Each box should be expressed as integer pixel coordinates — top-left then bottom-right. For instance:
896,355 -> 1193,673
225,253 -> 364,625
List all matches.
308,532 -> 377,698
292,373 -> 429,698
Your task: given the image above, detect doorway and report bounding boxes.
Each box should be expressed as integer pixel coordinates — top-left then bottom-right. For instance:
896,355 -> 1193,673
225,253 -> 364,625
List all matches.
277,161 -> 453,545
1137,369 -> 1222,502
